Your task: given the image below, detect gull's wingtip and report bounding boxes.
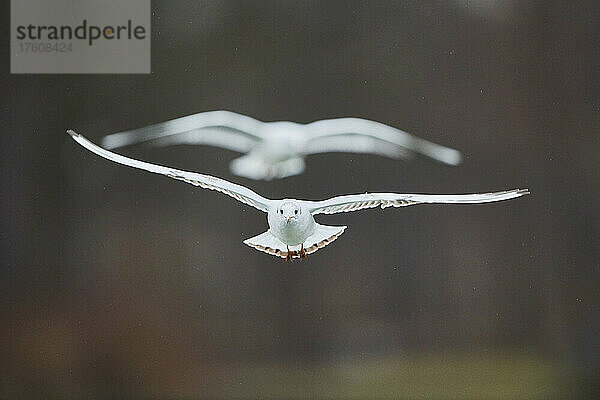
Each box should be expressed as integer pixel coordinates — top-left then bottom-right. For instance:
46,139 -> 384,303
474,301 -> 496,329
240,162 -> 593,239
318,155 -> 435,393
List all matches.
518,188 -> 531,196
445,149 -> 463,166
416,139 -> 463,166
66,129 -> 79,138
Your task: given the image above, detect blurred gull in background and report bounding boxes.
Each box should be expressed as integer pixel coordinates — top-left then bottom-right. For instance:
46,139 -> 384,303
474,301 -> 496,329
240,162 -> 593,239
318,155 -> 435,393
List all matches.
101,110 -> 462,180
70,130 -> 527,260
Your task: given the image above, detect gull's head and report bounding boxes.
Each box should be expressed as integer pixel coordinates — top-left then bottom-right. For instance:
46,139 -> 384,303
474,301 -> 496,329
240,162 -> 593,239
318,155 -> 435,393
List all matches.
277,201 -> 302,223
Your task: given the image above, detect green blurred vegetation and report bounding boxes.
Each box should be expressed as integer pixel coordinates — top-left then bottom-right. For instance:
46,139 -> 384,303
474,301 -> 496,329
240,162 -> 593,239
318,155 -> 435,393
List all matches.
214,352 -> 565,399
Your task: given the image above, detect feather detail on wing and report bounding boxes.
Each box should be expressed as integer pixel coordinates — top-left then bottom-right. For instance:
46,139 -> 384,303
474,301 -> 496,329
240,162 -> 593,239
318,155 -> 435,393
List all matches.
67,130 -> 272,212
303,117 -> 462,165
101,110 -> 265,150
307,189 -> 530,215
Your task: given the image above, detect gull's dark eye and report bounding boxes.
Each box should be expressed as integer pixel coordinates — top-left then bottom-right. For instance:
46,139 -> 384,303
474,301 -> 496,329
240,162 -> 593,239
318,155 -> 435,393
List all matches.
294,209 -> 298,215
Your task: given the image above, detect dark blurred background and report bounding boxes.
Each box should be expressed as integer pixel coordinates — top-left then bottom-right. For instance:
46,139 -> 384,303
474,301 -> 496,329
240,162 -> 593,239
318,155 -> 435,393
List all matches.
1,1 -> 599,399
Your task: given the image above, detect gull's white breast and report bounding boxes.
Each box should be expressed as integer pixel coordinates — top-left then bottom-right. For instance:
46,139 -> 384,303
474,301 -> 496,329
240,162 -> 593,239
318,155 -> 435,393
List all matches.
267,204 -> 315,246
257,122 -> 306,163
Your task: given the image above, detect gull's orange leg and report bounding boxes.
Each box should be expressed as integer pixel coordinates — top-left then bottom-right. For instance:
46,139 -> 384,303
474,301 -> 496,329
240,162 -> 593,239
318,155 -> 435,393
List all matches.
298,244 -> 308,260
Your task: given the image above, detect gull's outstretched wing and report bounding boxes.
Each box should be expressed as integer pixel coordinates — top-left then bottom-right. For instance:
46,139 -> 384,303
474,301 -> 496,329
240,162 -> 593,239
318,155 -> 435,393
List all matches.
307,189 -> 529,215
68,130 -> 273,212
145,126 -> 257,153
101,110 -> 265,152
302,117 -> 462,165
301,135 -> 411,159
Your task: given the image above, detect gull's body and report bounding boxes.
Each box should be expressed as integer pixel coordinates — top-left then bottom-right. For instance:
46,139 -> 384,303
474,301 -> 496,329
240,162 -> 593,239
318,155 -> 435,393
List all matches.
68,130 -> 528,260
101,111 -> 463,180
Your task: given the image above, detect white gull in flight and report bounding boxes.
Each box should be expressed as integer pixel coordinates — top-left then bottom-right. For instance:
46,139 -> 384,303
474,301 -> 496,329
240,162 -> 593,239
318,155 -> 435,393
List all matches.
101,110 -> 463,180
69,130 -> 528,260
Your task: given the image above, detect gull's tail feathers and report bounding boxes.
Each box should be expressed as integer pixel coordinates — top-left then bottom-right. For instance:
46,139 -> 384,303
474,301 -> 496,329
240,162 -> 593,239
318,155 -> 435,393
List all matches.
243,224 -> 346,259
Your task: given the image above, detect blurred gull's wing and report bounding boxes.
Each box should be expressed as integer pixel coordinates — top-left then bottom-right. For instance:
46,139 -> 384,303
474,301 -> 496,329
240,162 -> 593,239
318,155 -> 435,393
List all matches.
147,126 -> 257,153
301,134 -> 411,159
68,130 -> 273,213
101,110 -> 265,152
302,117 -> 462,165
306,190 -> 529,215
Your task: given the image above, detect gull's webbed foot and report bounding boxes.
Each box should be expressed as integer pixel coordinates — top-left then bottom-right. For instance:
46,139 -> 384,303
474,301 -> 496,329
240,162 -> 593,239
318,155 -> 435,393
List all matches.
298,245 -> 308,260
